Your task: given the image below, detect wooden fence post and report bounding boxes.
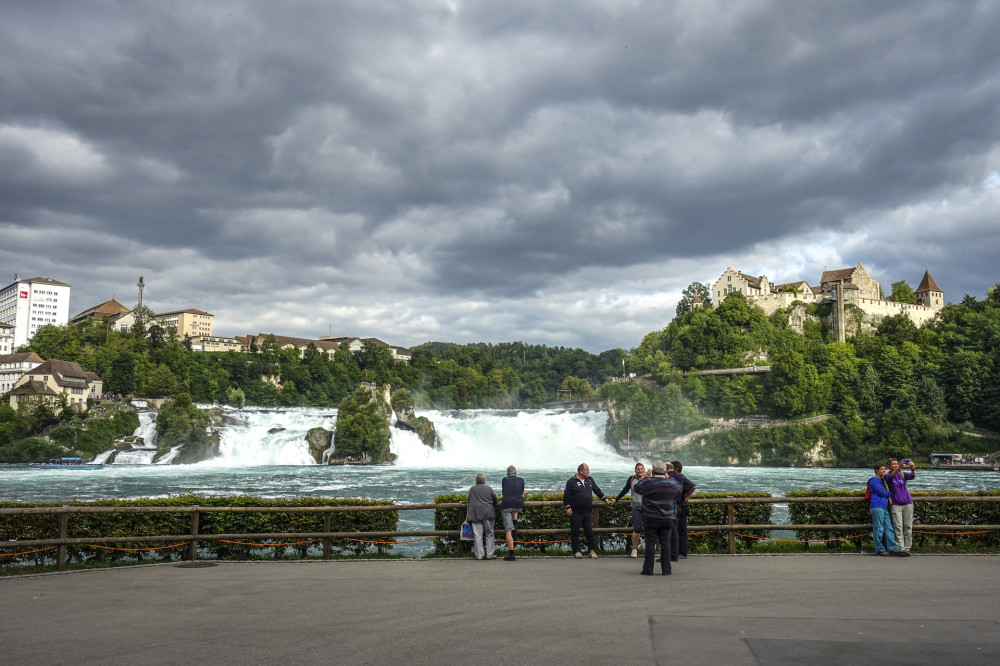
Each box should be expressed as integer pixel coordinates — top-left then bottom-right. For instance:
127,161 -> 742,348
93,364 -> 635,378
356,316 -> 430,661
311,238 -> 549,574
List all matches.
188,507 -> 200,561
455,507 -> 467,557
593,505 -> 601,551
727,503 -> 736,555
323,512 -> 332,560
57,507 -> 68,571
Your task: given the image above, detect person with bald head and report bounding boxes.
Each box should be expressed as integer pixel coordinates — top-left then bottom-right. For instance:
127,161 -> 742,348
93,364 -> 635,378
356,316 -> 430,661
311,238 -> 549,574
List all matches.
563,462 -> 610,559
633,461 -> 683,575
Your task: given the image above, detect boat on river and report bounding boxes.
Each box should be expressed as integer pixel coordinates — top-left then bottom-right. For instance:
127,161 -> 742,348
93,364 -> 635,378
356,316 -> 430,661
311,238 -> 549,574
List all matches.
39,457 -> 105,470
930,452 -> 1000,471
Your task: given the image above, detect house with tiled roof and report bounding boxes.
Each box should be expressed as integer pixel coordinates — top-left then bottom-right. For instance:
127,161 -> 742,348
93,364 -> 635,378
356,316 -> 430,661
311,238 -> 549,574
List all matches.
70,298 -> 131,324
319,336 -> 413,363
8,358 -> 102,413
248,334 -> 340,358
0,352 -> 44,394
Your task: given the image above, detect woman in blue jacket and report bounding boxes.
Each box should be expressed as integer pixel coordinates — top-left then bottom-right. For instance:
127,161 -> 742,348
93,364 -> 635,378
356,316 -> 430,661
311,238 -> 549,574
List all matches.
868,464 -> 907,557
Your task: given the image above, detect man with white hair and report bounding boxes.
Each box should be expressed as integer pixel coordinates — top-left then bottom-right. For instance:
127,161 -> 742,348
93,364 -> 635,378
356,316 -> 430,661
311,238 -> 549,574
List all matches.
632,461 -> 682,575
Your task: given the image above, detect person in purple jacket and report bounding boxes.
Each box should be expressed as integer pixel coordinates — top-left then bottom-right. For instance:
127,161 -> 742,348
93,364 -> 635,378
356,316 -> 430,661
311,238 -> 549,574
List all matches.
868,463 -> 907,557
886,458 -> 916,554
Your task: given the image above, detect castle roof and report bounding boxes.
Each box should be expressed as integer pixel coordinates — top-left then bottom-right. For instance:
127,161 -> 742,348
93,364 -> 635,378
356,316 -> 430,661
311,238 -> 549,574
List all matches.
736,271 -> 763,289
820,267 -> 856,284
916,270 -> 943,293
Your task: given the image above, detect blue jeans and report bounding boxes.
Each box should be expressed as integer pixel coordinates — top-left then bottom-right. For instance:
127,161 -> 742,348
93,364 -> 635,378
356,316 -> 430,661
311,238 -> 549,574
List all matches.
870,507 -> 898,553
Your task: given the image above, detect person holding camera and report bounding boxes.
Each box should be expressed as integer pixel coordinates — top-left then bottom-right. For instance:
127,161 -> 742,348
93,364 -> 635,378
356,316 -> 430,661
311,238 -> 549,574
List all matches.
886,458 -> 916,554
868,463 -> 908,557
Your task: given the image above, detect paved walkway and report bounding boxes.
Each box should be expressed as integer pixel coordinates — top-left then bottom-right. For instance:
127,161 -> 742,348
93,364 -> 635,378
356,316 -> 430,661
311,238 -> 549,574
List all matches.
3,554 -> 999,665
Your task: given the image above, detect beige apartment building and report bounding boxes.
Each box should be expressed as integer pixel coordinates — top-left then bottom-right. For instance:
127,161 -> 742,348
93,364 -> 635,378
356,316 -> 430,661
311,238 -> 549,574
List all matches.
154,309 -> 214,338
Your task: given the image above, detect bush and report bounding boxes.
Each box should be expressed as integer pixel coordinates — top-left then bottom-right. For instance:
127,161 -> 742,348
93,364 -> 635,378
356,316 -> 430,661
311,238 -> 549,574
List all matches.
0,495 -> 399,568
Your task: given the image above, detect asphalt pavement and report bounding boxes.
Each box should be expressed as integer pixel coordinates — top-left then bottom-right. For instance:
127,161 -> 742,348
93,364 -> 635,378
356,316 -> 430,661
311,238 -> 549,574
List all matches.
2,554 -> 998,665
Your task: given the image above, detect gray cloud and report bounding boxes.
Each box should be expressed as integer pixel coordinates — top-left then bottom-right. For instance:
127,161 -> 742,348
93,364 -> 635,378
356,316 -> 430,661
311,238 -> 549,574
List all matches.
2,1 -> 999,352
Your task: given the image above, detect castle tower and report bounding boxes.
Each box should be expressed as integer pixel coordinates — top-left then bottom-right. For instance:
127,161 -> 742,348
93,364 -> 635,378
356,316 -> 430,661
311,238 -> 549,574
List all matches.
914,270 -> 944,309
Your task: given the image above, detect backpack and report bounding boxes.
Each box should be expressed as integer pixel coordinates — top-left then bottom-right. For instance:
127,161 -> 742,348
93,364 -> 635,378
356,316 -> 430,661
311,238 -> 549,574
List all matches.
864,477 -> 874,502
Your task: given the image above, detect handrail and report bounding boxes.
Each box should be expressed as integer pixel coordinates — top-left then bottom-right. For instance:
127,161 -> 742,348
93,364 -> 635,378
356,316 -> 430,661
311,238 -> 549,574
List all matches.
2,496 -> 998,568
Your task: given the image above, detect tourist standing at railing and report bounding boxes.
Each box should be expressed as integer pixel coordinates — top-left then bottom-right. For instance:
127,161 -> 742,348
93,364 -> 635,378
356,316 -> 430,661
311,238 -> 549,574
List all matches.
612,462 -> 649,559
868,464 -> 908,557
669,460 -> 697,561
501,465 -> 526,561
633,461 -> 683,576
886,458 -> 916,554
467,473 -> 499,560
563,463 -> 611,559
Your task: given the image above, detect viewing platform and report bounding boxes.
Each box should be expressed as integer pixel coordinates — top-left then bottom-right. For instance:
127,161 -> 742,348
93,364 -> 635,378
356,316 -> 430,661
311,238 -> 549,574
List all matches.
3,554 -> 998,665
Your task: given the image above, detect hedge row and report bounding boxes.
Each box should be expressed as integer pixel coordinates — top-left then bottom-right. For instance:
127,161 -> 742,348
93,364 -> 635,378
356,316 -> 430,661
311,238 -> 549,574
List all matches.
0,495 -> 398,566
433,492 -> 774,555
787,489 -> 1000,550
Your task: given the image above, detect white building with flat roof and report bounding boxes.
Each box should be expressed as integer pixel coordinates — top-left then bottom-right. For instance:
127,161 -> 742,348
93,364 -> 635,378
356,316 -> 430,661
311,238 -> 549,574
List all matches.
0,276 -> 71,349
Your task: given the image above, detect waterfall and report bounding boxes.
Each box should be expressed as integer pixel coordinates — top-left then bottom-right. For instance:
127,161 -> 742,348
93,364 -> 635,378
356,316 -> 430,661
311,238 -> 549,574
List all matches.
202,407 -> 338,466
113,449 -> 158,465
390,409 -> 621,469
133,411 -> 158,447
91,406 -> 622,467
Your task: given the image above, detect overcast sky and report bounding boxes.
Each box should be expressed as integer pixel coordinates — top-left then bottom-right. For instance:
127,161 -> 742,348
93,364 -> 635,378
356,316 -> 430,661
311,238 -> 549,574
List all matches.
2,1 -> 999,353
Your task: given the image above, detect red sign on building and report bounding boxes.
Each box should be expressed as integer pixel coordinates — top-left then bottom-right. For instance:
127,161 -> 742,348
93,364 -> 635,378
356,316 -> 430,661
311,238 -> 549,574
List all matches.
19,290 -> 28,299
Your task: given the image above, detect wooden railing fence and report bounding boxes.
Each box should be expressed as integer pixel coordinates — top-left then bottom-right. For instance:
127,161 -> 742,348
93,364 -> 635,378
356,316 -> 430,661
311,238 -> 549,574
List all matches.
3,496 -> 999,570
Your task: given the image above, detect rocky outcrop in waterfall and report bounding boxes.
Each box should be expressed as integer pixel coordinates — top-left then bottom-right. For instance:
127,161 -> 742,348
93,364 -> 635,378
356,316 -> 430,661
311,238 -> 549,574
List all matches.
306,427 -> 333,464
332,384 -> 395,464
390,388 -> 437,448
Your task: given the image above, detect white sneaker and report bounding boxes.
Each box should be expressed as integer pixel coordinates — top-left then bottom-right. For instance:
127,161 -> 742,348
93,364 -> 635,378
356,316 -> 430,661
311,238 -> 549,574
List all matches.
590,551 -> 599,559
630,548 -> 638,558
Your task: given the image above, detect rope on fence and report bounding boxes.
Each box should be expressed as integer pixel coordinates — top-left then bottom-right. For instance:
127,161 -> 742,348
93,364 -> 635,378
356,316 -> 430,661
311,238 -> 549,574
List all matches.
344,537 -> 439,544
0,546 -> 59,557
913,530 -> 996,536
217,539 -> 323,547
734,532 -> 870,544
84,542 -> 191,552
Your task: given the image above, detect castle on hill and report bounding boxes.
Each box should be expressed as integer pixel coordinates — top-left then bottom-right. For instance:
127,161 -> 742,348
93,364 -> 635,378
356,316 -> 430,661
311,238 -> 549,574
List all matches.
711,263 -> 945,333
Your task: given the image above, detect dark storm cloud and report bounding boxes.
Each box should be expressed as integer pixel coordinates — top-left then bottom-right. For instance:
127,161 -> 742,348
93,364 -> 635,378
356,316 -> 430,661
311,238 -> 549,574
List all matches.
2,1 -> 999,351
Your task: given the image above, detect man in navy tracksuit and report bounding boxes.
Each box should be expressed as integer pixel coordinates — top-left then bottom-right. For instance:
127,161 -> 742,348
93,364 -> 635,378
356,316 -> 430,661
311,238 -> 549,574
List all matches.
563,463 -> 611,558
633,461 -> 683,575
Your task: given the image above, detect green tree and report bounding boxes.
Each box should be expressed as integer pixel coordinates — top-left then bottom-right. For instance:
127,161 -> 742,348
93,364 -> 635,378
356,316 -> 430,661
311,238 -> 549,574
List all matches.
889,280 -> 917,304
146,364 -> 178,397
675,281 -> 712,317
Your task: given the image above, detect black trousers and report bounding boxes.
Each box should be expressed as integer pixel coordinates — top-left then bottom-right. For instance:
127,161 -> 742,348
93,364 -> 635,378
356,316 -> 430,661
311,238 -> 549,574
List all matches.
670,502 -> 690,558
642,519 -> 674,575
569,509 -> 598,554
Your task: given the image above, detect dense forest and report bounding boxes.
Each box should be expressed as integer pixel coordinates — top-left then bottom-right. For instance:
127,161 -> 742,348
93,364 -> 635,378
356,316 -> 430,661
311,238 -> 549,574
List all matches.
3,281 -> 999,466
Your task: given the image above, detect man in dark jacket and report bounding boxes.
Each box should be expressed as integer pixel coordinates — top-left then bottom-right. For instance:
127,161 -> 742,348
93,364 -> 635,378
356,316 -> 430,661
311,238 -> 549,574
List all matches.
563,463 -> 611,559
668,460 -> 697,561
633,461 -> 682,575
